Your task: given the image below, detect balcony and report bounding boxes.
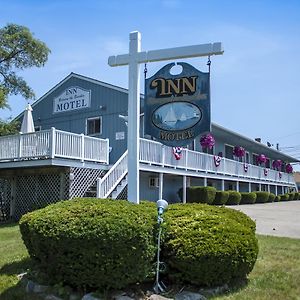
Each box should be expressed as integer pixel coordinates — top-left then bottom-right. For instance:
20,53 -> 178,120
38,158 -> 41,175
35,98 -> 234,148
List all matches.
0,128 -> 109,165
139,138 -> 295,185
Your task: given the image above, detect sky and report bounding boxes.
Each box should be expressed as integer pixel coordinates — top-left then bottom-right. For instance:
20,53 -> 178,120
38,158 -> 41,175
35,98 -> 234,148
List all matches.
1,0 -> 300,169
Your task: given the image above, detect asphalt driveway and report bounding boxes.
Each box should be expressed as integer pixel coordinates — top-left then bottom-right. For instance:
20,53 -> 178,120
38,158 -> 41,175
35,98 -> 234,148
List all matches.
228,201 -> 300,239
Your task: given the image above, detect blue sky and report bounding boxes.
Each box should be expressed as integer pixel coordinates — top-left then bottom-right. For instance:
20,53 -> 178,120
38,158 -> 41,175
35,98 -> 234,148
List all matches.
1,0 -> 300,167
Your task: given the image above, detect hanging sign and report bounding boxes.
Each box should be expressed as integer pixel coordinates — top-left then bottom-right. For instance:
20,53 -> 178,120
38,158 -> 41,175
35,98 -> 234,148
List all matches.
144,62 -> 210,146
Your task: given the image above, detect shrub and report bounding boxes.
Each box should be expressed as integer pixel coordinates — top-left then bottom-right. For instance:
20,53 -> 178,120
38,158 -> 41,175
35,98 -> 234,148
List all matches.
280,194 -> 290,201
162,203 -> 258,287
268,193 -> 276,202
19,199 -> 157,290
295,192 -> 300,200
240,192 -> 257,204
280,194 -> 289,201
274,195 -> 281,202
254,192 -> 270,203
226,191 -> 241,205
288,192 -> 296,200
213,191 -> 229,205
178,186 -> 216,204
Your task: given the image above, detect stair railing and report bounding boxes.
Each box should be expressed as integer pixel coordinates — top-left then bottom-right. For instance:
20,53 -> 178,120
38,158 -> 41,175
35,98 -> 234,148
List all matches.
97,150 -> 128,198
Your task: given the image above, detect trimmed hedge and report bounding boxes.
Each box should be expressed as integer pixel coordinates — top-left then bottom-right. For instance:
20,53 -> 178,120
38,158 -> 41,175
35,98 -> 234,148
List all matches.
178,186 -> 216,204
268,193 -> 276,203
288,192 -> 296,200
280,194 -> 289,201
274,195 -> 281,202
226,191 -> 242,205
19,199 -> 157,290
162,204 -> 258,286
295,192 -> 300,200
240,192 -> 257,204
254,192 -> 270,203
213,191 -> 229,205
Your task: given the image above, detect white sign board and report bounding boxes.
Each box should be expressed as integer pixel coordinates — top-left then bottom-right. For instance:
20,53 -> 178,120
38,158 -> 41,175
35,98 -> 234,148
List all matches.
53,86 -> 91,113
116,131 -> 125,140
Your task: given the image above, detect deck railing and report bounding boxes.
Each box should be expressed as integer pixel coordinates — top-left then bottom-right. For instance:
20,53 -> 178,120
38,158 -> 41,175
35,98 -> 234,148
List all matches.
0,128 -> 109,164
140,138 -> 294,184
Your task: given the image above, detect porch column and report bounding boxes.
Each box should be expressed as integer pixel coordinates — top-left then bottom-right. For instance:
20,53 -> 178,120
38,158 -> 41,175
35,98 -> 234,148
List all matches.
248,182 -> 251,192
275,185 -> 278,196
183,175 -> 187,204
259,183 -> 262,191
267,184 -> 270,193
158,173 -> 163,200
204,177 -> 207,187
221,179 -> 225,191
236,181 -> 240,192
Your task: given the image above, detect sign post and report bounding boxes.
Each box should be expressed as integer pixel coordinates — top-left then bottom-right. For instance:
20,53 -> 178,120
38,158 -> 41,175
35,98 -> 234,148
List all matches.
108,31 -> 223,204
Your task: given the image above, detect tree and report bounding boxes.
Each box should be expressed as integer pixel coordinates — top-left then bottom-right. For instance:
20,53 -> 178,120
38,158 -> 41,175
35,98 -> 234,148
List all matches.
0,23 -> 50,135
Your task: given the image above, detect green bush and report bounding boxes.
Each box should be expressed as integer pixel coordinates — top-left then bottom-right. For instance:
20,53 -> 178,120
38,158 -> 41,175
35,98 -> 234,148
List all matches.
254,192 -> 270,203
213,191 -> 229,205
274,195 -> 281,202
280,194 -> 289,201
19,199 -> 157,290
295,192 -> 300,200
226,191 -> 242,205
240,192 -> 257,204
162,203 -> 258,286
268,193 -> 276,202
288,192 -> 296,200
178,186 -> 216,204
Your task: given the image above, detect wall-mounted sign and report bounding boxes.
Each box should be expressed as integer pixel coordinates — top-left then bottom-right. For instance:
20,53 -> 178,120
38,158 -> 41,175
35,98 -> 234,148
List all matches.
144,62 -> 210,146
116,131 -> 125,140
53,86 -> 91,113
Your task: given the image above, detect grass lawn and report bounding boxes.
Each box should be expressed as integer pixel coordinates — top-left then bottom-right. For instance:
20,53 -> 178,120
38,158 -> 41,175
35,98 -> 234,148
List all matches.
0,223 -> 300,300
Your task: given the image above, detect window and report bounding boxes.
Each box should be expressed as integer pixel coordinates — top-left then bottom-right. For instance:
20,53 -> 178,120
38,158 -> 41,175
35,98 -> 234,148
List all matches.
225,144 -> 234,160
149,177 -> 159,188
86,117 -> 101,135
253,153 -> 258,165
34,126 -> 41,132
245,152 -> 250,163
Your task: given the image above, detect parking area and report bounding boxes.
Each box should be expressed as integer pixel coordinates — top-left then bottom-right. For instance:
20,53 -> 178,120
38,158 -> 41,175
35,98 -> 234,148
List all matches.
228,201 -> 300,239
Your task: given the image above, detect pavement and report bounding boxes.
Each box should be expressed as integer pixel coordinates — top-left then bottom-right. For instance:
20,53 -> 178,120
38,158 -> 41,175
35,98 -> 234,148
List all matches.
227,201 -> 300,239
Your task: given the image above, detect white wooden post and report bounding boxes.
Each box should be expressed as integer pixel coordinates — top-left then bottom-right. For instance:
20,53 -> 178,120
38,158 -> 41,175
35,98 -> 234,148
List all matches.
162,145 -> 165,167
249,182 -> 252,192
81,133 -> 85,162
183,175 -> 187,203
158,172 -> 163,200
106,138 -> 110,164
236,181 -> 240,192
18,133 -> 23,158
275,185 -> 278,196
50,127 -> 56,159
204,177 -> 207,187
108,31 -> 223,204
259,183 -> 262,191
267,184 -> 270,193
221,179 -> 225,191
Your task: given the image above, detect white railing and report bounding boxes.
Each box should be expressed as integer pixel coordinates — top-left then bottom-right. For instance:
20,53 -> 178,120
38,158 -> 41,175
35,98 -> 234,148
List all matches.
139,138 -> 295,185
0,128 -> 109,164
97,150 -> 128,198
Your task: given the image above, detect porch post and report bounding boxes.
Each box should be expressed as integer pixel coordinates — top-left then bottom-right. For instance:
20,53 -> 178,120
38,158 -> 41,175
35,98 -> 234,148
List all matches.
267,184 -> 270,193
204,177 -> 207,187
183,175 -> 187,204
158,172 -> 163,200
248,182 -> 251,192
275,185 -> 278,196
50,127 -> 56,159
221,179 -> 225,191
259,183 -> 262,191
236,181 -> 240,192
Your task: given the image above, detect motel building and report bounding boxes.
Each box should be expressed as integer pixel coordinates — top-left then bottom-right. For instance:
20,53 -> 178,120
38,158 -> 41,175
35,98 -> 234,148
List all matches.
0,72 -> 298,221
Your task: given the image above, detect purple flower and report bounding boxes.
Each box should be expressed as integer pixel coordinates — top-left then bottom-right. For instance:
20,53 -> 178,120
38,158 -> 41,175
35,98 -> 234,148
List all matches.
286,164 -> 293,174
257,154 -> 267,165
233,146 -> 245,157
272,159 -> 282,170
200,133 -> 215,149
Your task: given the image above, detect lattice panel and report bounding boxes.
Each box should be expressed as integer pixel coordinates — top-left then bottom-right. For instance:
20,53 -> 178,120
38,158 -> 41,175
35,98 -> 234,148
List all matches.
0,179 -> 11,222
14,173 -> 67,220
69,167 -> 105,198
116,185 -> 128,200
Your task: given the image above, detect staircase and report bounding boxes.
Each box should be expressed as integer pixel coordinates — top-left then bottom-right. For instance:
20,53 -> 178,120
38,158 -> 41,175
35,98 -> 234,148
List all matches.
97,150 -> 128,199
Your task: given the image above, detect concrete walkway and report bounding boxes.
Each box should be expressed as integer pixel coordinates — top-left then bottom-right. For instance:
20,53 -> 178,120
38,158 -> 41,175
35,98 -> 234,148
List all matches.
228,201 -> 300,239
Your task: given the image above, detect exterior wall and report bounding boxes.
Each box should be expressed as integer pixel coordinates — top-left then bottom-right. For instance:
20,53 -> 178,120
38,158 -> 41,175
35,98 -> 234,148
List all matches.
28,75 -> 131,163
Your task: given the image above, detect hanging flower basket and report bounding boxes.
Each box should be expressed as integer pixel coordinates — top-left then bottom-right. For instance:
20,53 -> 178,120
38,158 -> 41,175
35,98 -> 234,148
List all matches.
256,154 -> 267,165
173,147 -> 183,160
233,146 -> 245,158
285,163 -> 293,174
272,159 -> 282,170
200,133 -> 215,150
